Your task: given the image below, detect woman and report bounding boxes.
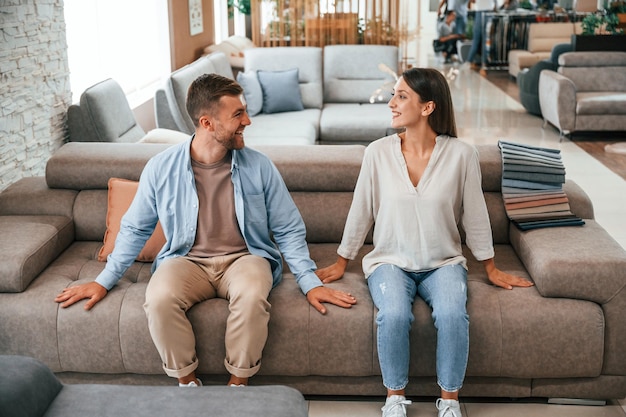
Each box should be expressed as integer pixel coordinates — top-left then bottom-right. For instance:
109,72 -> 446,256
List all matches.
315,68 -> 533,417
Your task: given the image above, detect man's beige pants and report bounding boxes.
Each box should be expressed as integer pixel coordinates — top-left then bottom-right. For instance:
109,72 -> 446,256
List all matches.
143,252 -> 272,379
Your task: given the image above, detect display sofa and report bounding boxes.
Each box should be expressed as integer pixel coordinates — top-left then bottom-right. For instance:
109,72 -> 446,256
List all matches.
0,355 -> 307,417
1,141 -> 626,401
539,51 -> 626,138
155,45 -> 399,146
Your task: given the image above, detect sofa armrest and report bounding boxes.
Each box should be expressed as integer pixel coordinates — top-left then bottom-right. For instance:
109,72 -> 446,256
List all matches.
509,220 -> 626,304
0,215 -> 74,292
0,355 -> 63,417
538,70 -> 577,133
139,128 -> 189,144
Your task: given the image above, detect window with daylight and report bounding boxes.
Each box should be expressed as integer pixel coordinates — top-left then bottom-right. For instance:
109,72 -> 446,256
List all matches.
63,0 -> 170,106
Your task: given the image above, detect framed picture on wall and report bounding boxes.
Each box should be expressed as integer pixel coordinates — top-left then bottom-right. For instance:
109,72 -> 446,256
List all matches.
189,0 -> 203,36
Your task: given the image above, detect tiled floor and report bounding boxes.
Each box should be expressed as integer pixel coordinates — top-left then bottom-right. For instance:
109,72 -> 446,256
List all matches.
306,32 -> 626,417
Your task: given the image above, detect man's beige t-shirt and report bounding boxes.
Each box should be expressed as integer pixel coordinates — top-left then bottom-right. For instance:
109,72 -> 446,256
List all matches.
188,153 -> 247,258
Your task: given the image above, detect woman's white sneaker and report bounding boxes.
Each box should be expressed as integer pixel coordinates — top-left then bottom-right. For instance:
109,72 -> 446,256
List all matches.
436,398 -> 463,417
381,395 -> 412,417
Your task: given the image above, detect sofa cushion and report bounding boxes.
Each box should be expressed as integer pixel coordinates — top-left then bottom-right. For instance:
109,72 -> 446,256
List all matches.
98,178 -> 166,262
559,52 -> 626,92
244,47 -> 324,109
319,103 -> 393,143
0,215 -> 74,293
257,68 -> 304,114
245,120 -> 317,146
236,70 -> 263,116
77,79 -> 146,143
527,22 -> 575,53
167,52 -> 234,133
323,45 -> 398,103
576,92 -> 626,115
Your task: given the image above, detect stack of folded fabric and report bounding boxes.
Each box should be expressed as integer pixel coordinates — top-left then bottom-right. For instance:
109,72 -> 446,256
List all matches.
498,140 -> 585,231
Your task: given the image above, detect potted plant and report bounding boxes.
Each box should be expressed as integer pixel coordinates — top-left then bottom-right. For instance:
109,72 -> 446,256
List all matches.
572,11 -> 625,50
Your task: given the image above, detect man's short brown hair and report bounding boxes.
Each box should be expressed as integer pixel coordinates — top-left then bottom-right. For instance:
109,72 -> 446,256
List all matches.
186,73 -> 243,128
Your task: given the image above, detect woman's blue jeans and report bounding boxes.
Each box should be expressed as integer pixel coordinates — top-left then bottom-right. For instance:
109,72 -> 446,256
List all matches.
368,263 -> 469,393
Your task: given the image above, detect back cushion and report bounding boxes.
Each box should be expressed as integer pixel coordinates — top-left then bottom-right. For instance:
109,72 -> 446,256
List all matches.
80,79 -> 144,142
168,54 -> 221,133
244,47 -> 324,109
324,45 -> 398,103
527,22 -> 574,53
558,52 -> 626,92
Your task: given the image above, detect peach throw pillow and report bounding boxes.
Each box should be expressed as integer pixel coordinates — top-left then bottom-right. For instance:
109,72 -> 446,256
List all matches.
98,178 -> 166,262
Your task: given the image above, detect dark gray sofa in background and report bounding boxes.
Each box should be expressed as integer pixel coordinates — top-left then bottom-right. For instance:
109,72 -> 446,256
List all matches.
1,141 -> 626,401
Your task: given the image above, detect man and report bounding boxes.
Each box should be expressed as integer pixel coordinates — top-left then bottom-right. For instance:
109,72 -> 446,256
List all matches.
55,73 -> 357,387
438,0 -> 470,37
436,10 -> 465,63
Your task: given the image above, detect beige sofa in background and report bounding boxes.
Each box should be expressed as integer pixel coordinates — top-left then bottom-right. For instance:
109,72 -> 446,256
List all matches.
1,141 -> 626,402
508,22 -> 581,78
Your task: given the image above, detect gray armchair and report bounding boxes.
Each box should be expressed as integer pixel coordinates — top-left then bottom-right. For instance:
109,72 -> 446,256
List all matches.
517,43 -> 572,116
67,78 -> 187,143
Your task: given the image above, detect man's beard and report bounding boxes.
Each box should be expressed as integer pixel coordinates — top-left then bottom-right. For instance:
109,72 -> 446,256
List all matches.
215,127 -> 244,150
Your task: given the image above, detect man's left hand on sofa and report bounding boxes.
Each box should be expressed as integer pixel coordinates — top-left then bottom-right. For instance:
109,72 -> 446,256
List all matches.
306,286 -> 356,315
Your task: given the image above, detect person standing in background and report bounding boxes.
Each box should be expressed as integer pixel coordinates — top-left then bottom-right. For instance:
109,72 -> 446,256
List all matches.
464,0 -> 497,70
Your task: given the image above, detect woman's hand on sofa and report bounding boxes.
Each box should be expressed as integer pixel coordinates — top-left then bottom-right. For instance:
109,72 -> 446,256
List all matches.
315,256 -> 349,284
54,282 -> 108,310
483,258 -> 534,290
306,286 -> 356,315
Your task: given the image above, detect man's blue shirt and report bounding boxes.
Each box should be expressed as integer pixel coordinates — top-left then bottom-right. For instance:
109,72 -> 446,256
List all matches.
95,137 -> 323,294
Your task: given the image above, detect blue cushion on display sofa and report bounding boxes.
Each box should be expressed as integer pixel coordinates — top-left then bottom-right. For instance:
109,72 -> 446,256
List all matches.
257,68 -> 304,114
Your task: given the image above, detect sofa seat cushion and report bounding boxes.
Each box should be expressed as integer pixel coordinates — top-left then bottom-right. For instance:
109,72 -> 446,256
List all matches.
249,108 -> 321,140
320,103 -> 392,144
576,92 -> 626,115
245,120 -> 317,146
509,50 -> 550,71
0,215 -> 73,293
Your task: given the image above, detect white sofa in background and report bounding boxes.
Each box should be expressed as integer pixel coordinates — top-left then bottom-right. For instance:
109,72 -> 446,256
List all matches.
154,45 -> 399,146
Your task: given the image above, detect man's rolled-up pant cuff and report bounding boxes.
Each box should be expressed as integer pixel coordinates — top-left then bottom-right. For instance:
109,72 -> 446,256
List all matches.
224,359 -> 261,378
163,359 -> 198,379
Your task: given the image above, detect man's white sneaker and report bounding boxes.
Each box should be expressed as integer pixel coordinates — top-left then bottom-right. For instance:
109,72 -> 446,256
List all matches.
381,395 -> 412,417
436,398 -> 463,417
178,379 -> 202,387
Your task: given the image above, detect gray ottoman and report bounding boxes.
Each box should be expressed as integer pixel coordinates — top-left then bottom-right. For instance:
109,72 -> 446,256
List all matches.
0,355 -> 308,417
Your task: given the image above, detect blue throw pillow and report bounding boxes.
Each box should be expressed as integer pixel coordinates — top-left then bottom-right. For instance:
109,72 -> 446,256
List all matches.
236,71 -> 263,117
257,68 -> 304,114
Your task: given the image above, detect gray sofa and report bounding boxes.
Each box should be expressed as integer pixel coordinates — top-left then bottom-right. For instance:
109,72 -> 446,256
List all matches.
1,142 -> 626,401
539,51 -> 626,138
155,45 -> 399,146
0,355 -> 307,417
